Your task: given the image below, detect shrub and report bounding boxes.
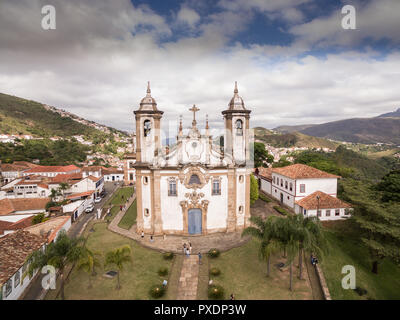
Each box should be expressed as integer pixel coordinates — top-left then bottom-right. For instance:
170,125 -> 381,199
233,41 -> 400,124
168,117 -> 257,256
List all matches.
354,287 -> 368,296
149,285 -> 165,299
273,206 -> 288,215
259,193 -> 271,203
209,267 -> 221,276
207,248 -> 220,258
208,285 -> 225,300
163,252 -> 174,260
158,267 -> 168,276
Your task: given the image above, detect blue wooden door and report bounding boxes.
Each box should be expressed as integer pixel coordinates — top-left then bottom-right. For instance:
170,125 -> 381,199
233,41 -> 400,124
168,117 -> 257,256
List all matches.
188,209 -> 202,234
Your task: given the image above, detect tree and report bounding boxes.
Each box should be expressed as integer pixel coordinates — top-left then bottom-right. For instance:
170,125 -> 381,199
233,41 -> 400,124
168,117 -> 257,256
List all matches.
242,216 -> 280,277
254,142 -> 273,168
287,214 -> 327,280
25,231 -> 84,300
341,179 -> 400,274
32,212 -> 48,225
250,174 -> 259,205
105,245 -> 132,290
59,182 -> 70,200
76,246 -> 102,289
375,170 -> 400,202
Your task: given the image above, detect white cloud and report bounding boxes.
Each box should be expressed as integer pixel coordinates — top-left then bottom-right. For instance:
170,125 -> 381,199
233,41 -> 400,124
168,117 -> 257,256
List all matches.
177,7 -> 200,28
0,0 -> 399,135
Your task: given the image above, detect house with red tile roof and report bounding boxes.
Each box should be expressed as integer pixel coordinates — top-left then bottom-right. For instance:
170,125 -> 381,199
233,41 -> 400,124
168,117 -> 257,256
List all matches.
0,161 -> 39,184
24,215 -> 71,244
255,163 -> 352,221
0,230 -> 47,300
22,165 -> 80,178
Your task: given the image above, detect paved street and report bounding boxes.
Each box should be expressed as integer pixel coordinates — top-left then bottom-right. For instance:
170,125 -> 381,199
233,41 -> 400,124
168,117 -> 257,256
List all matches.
22,182 -> 120,300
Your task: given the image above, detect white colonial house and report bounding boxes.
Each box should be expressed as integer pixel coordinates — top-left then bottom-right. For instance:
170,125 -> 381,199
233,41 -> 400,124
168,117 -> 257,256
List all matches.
0,230 -> 47,300
22,165 -> 81,178
133,82 -> 252,235
256,163 -> 352,221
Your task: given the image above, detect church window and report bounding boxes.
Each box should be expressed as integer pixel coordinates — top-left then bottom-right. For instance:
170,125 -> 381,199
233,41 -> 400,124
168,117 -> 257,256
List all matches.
168,179 -> 177,196
143,120 -> 151,137
212,179 -> 221,195
238,206 -> 244,214
235,119 -> 243,136
189,174 -> 201,185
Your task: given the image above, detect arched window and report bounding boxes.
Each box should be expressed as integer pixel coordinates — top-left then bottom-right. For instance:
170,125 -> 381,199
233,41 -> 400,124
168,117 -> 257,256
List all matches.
188,174 -> 201,185
212,178 -> 221,195
144,208 -> 150,216
238,205 -> 244,214
143,120 -> 151,137
285,181 -> 288,189
235,119 -> 243,136
143,176 -> 149,185
168,179 -> 177,196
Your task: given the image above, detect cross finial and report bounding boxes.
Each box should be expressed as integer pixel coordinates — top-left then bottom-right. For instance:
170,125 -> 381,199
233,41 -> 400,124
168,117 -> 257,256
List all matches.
147,81 -> 151,94
189,104 -> 200,125
234,81 -> 238,94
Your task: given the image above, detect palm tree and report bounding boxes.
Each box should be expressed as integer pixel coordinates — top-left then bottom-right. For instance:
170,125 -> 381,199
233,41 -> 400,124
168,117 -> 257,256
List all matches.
76,247 -> 102,289
25,231 -> 84,300
49,188 -> 59,202
290,214 -> 327,280
242,216 -> 280,277
105,245 -> 132,290
273,216 -> 299,291
59,182 -> 70,201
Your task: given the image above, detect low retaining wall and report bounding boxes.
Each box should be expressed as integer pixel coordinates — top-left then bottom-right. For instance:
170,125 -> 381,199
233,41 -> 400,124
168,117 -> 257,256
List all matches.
315,264 -> 332,300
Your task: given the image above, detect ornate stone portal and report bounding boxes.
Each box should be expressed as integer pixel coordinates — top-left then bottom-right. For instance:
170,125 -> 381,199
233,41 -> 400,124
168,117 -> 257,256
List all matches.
180,190 -> 210,235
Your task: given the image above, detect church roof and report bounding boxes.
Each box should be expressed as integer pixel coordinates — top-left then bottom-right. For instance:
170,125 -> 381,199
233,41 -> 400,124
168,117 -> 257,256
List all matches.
139,82 -> 158,111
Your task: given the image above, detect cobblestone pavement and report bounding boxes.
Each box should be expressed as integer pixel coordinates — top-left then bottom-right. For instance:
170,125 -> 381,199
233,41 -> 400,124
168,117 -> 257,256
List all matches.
176,255 -> 200,300
108,219 -> 251,254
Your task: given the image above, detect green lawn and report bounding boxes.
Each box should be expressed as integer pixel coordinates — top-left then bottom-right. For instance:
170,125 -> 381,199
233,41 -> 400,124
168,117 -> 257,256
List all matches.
118,200 -> 137,230
51,221 -> 173,300
106,186 -> 134,207
321,226 -> 400,300
203,239 -> 313,300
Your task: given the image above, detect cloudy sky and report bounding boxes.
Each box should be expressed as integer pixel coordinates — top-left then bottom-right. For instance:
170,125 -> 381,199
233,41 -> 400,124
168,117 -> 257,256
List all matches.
0,0 -> 400,134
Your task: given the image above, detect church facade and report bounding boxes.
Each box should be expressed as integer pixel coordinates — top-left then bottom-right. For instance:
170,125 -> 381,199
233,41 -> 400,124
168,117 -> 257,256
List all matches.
133,82 -> 252,236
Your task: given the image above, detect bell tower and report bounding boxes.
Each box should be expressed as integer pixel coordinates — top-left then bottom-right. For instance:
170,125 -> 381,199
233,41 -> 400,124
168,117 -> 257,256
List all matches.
134,82 -> 164,163
222,82 -> 251,164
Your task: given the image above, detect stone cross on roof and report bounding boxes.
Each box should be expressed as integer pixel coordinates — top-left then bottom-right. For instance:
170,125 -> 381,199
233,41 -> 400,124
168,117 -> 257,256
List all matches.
189,104 -> 200,127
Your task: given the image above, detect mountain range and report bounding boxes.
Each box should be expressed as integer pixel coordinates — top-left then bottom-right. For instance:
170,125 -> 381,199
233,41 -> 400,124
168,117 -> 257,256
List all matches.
274,108 -> 400,145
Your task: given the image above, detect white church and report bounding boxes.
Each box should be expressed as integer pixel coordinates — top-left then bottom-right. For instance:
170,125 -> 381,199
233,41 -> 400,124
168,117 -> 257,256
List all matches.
132,82 -> 253,235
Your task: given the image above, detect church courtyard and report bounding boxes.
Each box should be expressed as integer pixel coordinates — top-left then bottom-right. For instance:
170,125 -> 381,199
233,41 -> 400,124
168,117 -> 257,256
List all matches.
46,199 -> 317,300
